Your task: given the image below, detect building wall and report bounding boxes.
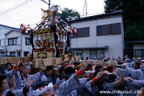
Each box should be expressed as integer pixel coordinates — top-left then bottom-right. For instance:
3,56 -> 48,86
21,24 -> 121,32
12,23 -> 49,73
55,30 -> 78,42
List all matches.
0,25 -> 32,57
70,15 -> 124,59
6,31 -> 32,57
0,26 -> 16,49
22,34 -> 32,56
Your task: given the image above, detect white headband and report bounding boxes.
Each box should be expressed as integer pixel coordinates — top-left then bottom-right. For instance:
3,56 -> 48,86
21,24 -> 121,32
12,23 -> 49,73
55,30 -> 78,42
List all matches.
116,63 -> 125,66
32,82 -> 53,96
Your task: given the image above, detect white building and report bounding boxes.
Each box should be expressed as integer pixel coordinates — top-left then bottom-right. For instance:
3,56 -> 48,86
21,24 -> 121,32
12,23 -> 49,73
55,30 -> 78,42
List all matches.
0,24 -> 32,57
69,11 -> 124,59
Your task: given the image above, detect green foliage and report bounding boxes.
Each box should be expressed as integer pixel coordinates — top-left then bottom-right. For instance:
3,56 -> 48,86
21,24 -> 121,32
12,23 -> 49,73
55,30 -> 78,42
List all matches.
104,0 -> 144,40
124,19 -> 144,40
51,5 -> 80,23
104,0 -> 123,13
57,8 -> 80,23
104,0 -> 141,13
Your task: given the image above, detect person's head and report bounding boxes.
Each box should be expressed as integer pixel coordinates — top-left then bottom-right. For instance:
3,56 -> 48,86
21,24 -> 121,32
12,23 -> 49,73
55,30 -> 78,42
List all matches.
81,57 -> 84,60
133,62 -> 140,69
125,58 -> 131,63
22,66 -> 31,76
5,63 -> 13,71
0,75 -> 8,92
32,81 -> 55,96
45,66 -> 53,77
132,57 -> 137,61
74,61 -> 81,70
118,56 -> 121,61
94,70 -> 112,83
105,66 -> 115,73
61,62 -> 69,68
18,63 -> 23,73
95,65 -> 103,72
58,67 -> 65,79
65,67 -> 75,80
86,64 -> 93,71
86,57 -> 89,60
106,74 -> 117,83
116,62 -> 126,69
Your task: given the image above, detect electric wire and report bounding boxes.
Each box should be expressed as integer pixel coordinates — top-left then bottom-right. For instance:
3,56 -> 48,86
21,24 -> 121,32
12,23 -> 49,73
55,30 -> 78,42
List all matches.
0,0 -> 32,16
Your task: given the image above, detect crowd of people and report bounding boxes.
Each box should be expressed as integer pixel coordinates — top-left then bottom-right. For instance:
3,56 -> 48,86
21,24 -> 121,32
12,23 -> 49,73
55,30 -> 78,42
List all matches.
0,56 -> 144,96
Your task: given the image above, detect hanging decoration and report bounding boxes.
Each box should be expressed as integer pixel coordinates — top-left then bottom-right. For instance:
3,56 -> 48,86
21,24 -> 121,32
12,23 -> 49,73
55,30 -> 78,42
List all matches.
20,24 -> 26,32
72,27 -> 77,34
25,6 -> 77,59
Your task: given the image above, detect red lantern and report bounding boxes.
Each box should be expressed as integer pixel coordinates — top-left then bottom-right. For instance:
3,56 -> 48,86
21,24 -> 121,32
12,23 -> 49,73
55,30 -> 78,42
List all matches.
72,28 -> 77,34
20,24 -> 26,32
51,17 -> 57,24
53,6 -> 58,14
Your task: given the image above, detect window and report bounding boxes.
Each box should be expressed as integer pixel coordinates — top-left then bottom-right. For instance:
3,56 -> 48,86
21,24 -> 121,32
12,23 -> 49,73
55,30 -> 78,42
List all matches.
90,50 -> 104,59
25,38 -> 30,45
71,50 -> 83,57
24,51 -> 29,57
10,52 -> 15,57
17,51 -> 21,57
8,38 -> 17,45
97,23 -> 121,35
71,27 -> 89,38
135,49 -> 144,58
90,50 -> 97,59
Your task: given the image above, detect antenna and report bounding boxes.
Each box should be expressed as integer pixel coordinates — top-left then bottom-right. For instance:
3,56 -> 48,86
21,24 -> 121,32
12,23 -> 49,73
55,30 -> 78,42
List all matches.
82,0 -> 87,17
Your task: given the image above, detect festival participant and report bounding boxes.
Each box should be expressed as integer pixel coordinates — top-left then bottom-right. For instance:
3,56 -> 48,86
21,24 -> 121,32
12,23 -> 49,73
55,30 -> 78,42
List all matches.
61,62 -> 69,68
0,65 -> 5,75
124,77 -> 144,96
105,66 -> 116,75
56,67 -> 65,85
94,70 -> 124,96
139,60 -> 144,79
32,81 -> 55,96
0,75 -> 15,96
41,66 -> 58,84
17,63 -> 23,74
12,65 -> 45,96
55,67 -> 65,95
57,59 -> 104,96
73,61 -> 81,71
5,63 -> 13,75
86,63 -> 93,71
0,75 -> 35,96
115,62 -> 131,77
131,62 -> 143,80
124,58 -> 133,69
95,65 -> 103,72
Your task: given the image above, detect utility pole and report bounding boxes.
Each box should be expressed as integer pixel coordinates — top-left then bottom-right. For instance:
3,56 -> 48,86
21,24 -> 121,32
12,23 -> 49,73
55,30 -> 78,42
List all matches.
48,0 -> 50,10
82,0 -> 87,17
41,0 -> 51,10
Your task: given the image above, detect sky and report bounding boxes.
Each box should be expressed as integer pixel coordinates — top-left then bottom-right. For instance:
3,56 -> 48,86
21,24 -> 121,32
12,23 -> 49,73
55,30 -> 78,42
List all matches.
0,0 -> 105,28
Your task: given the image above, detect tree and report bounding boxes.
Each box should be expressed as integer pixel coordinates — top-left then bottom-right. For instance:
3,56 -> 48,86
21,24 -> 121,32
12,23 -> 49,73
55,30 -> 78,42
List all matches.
104,0 -> 141,13
51,5 -> 80,23
57,8 -> 80,23
104,0 -> 144,40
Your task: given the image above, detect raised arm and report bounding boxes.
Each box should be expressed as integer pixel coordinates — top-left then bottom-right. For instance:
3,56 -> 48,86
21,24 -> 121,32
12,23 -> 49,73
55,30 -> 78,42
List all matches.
113,70 -> 124,88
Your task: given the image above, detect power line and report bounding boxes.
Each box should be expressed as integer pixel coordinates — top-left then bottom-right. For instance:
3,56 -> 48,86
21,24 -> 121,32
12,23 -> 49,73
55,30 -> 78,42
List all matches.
0,0 -> 32,16
0,0 -> 10,6
18,0 -> 41,13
